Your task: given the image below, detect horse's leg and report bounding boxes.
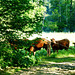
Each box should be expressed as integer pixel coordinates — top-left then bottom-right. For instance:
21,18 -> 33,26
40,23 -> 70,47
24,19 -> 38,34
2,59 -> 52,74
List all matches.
47,41 -> 51,56
53,49 -> 55,53
30,46 -> 35,55
57,50 -> 58,53
47,48 -> 49,56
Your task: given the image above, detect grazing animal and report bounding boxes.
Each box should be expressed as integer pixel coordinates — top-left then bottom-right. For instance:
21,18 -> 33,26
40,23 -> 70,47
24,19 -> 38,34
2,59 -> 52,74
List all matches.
30,38 -> 51,56
51,38 -> 70,53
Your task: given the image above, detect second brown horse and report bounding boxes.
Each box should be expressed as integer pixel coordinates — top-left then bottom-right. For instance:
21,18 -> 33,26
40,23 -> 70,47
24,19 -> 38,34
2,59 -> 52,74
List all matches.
51,38 -> 70,53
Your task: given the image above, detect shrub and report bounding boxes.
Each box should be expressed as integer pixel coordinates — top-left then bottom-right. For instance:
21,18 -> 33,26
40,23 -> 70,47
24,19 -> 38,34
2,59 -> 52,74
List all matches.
35,48 -> 47,61
0,41 -> 36,69
12,48 -> 36,68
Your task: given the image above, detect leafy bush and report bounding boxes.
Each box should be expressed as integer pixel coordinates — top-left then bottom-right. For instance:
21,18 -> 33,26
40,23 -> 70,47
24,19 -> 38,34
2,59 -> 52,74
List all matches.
0,41 -> 31,68
0,41 -> 13,69
12,48 -> 36,68
0,48 -> 36,68
35,48 -> 47,61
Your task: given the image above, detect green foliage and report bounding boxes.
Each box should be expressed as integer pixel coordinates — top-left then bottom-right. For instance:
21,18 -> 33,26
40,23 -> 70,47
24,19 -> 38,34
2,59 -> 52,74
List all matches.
0,46 -> 35,69
43,20 -> 58,32
11,49 -> 35,68
35,48 -> 47,61
0,0 -> 46,40
0,41 -> 13,69
43,0 -> 75,32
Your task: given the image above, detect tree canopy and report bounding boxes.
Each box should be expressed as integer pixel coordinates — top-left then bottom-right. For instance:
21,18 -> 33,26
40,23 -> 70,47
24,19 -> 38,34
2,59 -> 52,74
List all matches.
0,0 -> 46,39
0,0 -> 75,40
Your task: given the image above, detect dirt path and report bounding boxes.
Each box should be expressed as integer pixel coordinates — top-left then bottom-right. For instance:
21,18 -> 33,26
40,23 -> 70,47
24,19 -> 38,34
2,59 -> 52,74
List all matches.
14,61 -> 75,75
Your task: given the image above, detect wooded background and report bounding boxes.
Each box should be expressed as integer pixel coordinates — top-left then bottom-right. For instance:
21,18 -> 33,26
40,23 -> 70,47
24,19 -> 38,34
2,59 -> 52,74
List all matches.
42,0 -> 75,32
0,0 -> 75,40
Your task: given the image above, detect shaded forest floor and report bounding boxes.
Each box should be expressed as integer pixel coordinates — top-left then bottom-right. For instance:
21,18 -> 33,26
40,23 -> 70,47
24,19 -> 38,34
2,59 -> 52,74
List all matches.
1,56 -> 75,75
14,57 -> 75,75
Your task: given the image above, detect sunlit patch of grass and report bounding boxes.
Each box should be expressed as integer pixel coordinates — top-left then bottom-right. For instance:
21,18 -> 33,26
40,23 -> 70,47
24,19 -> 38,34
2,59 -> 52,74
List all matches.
39,46 -> 75,63
40,56 -> 75,63
49,47 -> 75,58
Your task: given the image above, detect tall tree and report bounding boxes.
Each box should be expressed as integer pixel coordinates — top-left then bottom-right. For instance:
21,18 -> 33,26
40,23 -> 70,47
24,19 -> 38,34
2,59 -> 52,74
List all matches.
70,0 -> 73,32
43,0 -> 75,32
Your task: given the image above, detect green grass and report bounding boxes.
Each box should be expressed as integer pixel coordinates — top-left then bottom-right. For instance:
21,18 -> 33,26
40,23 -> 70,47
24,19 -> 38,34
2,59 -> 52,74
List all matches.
50,47 -> 75,58
38,46 -> 75,65
40,57 -> 75,63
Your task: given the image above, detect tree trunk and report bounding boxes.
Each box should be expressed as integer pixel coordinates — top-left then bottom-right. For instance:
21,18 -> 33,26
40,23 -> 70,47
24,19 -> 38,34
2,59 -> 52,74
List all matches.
65,0 -> 68,32
59,0 -> 61,22
66,0 -> 68,25
42,0 -> 45,30
70,0 -> 72,32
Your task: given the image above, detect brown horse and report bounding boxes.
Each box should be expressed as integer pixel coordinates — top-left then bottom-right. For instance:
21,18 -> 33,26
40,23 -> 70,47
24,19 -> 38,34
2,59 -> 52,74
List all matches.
51,38 -> 70,53
30,38 -> 51,56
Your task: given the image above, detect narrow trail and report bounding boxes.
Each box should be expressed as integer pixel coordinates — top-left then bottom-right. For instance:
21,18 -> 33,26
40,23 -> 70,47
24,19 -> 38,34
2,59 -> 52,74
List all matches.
14,60 -> 75,75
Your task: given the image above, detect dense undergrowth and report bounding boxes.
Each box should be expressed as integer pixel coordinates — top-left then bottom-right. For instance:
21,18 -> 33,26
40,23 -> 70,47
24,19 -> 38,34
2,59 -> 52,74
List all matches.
0,40 -> 47,69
